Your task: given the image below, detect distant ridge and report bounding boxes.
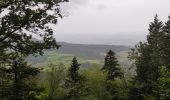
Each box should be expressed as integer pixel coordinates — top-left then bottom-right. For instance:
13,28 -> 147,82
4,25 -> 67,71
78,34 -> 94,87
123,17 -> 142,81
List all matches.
55,42 -> 130,59
27,41 -> 131,67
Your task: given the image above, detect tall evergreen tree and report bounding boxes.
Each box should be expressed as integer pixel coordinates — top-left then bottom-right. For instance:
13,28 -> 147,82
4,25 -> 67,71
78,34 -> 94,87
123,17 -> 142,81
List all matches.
9,56 -> 42,100
128,15 -> 164,100
147,14 -> 164,81
129,42 -> 152,82
162,15 -> 170,68
129,15 -> 164,82
151,14 -> 170,100
147,14 -> 164,46
128,42 -> 156,100
102,50 -> 122,80
153,66 -> 170,100
64,57 -> 87,100
0,54 -> 43,100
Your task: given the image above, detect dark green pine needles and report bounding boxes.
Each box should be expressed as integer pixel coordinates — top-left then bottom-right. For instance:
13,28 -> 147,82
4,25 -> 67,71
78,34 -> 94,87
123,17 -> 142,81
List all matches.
102,50 -> 122,80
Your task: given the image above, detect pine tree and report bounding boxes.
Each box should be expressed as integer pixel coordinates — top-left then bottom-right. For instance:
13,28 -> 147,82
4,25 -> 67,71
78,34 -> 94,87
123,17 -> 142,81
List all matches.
163,15 -> 170,68
128,15 -> 164,100
0,55 -> 43,100
129,15 -> 164,82
153,66 -> 170,100
64,57 -> 87,100
102,50 -> 122,80
129,42 -> 152,82
0,62 -> 11,100
147,14 -> 164,81
147,14 -> 164,47
128,42 -> 157,100
151,14 -> 170,100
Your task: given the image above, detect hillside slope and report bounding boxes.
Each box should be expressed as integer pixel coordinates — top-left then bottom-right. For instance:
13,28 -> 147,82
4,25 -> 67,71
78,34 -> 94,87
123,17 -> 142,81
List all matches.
27,42 -> 131,68
56,42 -> 130,59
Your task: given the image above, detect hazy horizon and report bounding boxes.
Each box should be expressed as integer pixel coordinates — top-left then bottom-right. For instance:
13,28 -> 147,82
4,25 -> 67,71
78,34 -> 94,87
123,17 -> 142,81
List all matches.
55,32 -> 147,46
51,0 -> 170,45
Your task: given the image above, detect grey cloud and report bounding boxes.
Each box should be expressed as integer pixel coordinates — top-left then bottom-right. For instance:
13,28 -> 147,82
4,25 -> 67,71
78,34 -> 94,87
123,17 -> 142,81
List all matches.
60,0 -> 90,16
54,0 -> 170,45
96,4 -> 108,10
62,0 -> 90,9
70,0 -> 89,5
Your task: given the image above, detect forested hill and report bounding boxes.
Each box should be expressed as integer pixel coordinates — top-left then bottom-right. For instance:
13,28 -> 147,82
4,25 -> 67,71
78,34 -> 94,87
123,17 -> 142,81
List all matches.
27,42 -> 130,67
56,42 -> 130,59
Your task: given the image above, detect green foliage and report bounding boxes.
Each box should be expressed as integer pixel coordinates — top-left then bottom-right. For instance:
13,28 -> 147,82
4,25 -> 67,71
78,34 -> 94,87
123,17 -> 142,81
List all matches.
0,0 -> 68,100
129,14 -> 170,100
35,63 -> 67,100
83,65 -> 112,100
0,55 -> 43,100
108,79 -> 129,100
83,65 -> 129,100
102,50 -> 122,80
153,66 -> 170,99
128,79 -> 156,100
129,42 -> 153,82
1,1 -> 170,99
129,15 -> 164,83
47,63 -> 66,100
162,15 -> 170,68
63,57 -> 87,100
0,0 -> 69,56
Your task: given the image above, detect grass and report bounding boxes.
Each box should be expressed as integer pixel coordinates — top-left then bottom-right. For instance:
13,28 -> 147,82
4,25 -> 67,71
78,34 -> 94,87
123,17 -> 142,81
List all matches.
32,51 -> 87,68
30,50 -> 131,70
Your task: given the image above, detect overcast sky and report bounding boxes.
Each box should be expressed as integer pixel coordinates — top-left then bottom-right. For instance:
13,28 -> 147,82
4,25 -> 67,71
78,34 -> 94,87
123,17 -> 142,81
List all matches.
51,0 -> 170,45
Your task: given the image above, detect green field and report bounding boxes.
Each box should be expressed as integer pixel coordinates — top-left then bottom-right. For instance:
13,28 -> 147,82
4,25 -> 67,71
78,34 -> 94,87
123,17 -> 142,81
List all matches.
27,42 -> 131,69
28,50 -> 131,70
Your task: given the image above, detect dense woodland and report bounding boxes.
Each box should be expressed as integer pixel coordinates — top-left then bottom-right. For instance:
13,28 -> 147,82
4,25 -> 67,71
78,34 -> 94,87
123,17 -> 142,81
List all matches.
0,0 -> 170,100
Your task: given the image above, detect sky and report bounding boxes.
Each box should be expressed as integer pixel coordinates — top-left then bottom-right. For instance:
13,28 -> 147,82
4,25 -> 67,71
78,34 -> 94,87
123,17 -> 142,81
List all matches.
51,0 -> 170,45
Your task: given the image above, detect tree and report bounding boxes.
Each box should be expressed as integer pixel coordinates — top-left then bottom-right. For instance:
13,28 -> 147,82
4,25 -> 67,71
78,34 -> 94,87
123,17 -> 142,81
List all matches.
155,66 -> 170,99
150,16 -> 170,100
102,50 -> 122,80
63,57 -> 87,100
47,63 -> 66,100
128,14 -> 165,100
129,14 -> 164,82
162,15 -> 170,68
147,14 -> 164,47
2,55 -> 43,100
82,65 -> 112,100
0,0 -> 68,99
147,14 -> 164,81
102,50 -> 126,100
0,0 -> 69,57
0,62 -> 11,100
129,42 -> 152,83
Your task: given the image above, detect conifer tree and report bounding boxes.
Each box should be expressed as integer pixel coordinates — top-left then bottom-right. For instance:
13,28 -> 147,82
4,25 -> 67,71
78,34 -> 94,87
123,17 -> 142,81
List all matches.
0,55 -> 43,100
129,15 -> 164,82
102,50 -> 122,80
128,42 -> 157,100
163,15 -> 170,68
64,57 -> 87,100
129,43 -> 152,82
153,66 -> 170,100
147,14 -> 164,81
128,15 -> 164,100
147,14 -> 164,47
